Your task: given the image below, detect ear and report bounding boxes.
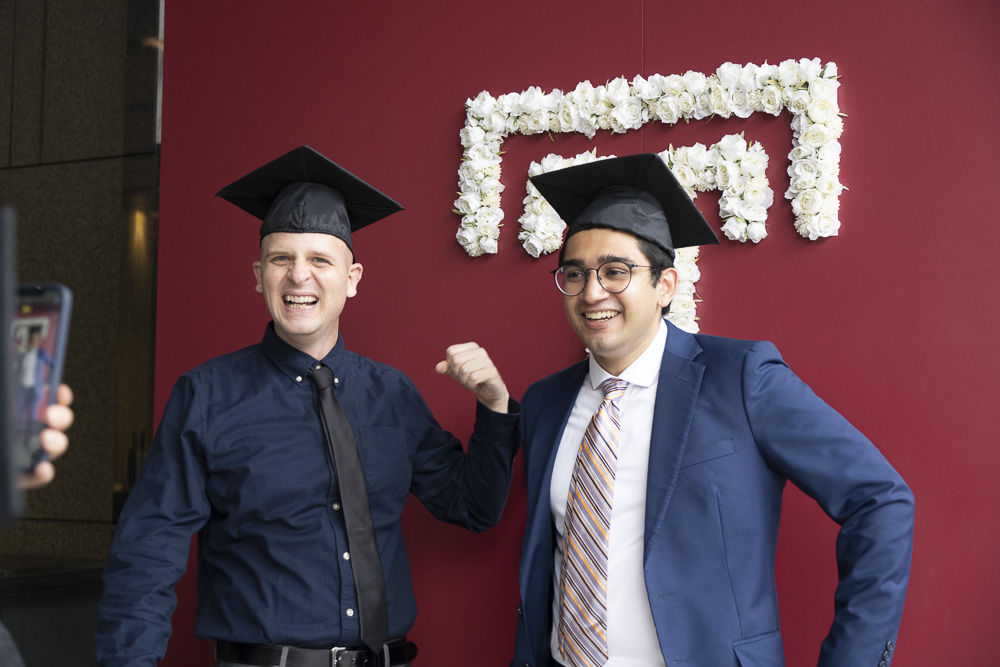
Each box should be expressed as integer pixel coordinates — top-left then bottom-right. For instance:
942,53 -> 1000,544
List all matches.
656,267 -> 678,310
346,262 -> 363,298
252,261 -> 263,293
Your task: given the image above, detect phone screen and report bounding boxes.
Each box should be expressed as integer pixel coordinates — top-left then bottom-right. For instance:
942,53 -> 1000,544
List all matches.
10,284 -> 72,472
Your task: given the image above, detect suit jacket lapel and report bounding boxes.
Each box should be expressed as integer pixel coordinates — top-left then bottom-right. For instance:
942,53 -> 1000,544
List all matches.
644,322 -> 705,557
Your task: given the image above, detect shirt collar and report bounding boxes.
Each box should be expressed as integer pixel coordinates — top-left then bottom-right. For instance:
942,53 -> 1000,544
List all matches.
261,322 -> 348,383
588,318 -> 668,390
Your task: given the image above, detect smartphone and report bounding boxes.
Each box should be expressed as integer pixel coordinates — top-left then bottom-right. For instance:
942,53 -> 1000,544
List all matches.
10,283 -> 72,473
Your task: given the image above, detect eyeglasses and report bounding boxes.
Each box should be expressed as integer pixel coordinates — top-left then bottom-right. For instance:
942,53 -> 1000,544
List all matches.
551,261 -> 653,296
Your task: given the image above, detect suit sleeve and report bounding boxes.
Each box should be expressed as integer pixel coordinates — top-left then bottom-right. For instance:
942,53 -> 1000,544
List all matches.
96,376 -> 212,667
742,342 -> 914,666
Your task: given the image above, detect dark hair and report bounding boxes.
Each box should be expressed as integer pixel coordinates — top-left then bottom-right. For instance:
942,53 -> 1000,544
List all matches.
635,237 -> 674,316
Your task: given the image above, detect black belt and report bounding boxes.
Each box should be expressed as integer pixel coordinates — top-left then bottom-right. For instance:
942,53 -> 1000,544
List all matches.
216,638 -> 418,667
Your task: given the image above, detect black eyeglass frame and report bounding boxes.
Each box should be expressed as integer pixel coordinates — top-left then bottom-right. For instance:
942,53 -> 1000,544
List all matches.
551,261 -> 654,296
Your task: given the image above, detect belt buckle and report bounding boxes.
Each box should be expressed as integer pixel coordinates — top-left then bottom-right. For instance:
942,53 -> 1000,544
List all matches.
329,646 -> 347,667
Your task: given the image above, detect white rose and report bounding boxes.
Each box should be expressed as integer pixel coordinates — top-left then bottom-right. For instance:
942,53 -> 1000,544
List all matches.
632,74 -> 661,100
672,164 -> 697,190
682,71 -> 708,95
760,85 -> 783,115
693,92 -> 712,120
740,149 -> 768,177
789,173 -> 817,193
479,237 -> 498,254
743,179 -> 773,207
807,98 -> 837,125
746,221 -> 767,243
519,109 -> 549,134
606,77 -> 631,106
539,153 -> 567,172
520,233 -> 544,258
718,191 -> 738,218
486,110 -> 507,134
738,63 -> 759,91
456,225 -> 479,248
475,206 -> 503,227
708,84 -> 732,117
610,97 -> 644,132
676,91 -> 696,118
720,217 -> 748,242
798,58 -> 823,82
823,62 -> 838,77
755,63 -> 779,87
497,92 -> 519,116
790,156 -> 821,180
466,91 -> 496,119
686,143 -> 710,171
460,125 -> 486,149
788,89 -> 811,114
791,188 -> 823,216
809,77 -> 839,102
455,191 -> 481,215
466,142 -> 498,164
800,123 -> 833,149
554,105 -> 575,133
574,110 -> 598,138
662,74 -> 686,95
817,174 -> 843,197
716,134 -> 748,161
716,62 -> 741,89
571,80 -> 598,108
517,86 -> 544,114
777,60 -> 800,87
655,95 -> 680,124
739,202 -> 768,224
731,89 -> 752,118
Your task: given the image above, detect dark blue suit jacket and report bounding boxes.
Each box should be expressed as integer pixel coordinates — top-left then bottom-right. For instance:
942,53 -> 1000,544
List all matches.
512,321 -> 913,667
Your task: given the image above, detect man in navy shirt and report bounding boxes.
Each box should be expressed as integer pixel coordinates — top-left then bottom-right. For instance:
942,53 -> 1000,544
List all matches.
97,146 -> 519,667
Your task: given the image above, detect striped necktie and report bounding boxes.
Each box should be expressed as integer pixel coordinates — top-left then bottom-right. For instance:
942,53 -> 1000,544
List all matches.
559,377 -> 629,666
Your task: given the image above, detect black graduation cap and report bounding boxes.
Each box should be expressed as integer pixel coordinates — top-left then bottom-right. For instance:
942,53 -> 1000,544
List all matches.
528,153 -> 718,257
215,145 -> 403,252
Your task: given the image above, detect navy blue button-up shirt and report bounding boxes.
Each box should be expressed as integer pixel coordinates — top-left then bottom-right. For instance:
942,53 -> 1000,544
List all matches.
96,324 -> 519,667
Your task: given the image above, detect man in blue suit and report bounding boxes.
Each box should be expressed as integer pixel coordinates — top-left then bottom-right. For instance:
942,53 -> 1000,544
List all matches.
512,154 -> 913,667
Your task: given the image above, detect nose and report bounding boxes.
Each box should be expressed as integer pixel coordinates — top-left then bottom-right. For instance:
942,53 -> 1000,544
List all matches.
579,269 -> 607,302
288,258 -> 311,284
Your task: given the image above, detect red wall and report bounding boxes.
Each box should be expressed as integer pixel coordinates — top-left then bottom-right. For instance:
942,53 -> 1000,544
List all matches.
156,1 -> 1000,664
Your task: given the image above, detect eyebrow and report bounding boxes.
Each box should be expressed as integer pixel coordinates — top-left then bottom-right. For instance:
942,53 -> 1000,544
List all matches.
561,253 -> 636,267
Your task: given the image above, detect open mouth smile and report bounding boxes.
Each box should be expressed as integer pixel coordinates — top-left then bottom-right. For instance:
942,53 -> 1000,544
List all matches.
583,310 -> 619,321
283,295 -> 318,309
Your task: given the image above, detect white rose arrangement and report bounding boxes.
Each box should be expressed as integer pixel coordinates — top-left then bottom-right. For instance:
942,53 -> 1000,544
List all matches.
455,58 -> 842,257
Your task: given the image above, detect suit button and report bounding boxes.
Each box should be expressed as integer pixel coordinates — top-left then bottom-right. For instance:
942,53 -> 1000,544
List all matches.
886,640 -> 894,650
883,650 -> 891,659
516,604 -> 523,617
879,662 -> 887,667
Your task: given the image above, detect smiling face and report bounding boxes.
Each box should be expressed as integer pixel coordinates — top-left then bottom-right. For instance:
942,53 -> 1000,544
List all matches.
560,228 -> 677,376
252,232 -> 362,359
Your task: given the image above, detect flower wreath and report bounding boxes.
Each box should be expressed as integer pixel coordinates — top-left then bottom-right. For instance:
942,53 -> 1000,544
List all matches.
454,59 -> 843,260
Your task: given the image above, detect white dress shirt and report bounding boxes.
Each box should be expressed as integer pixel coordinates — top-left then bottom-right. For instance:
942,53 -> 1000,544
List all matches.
550,320 -> 668,666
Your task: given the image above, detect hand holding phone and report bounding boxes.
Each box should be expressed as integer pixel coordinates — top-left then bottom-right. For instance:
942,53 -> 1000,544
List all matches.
10,283 -> 72,473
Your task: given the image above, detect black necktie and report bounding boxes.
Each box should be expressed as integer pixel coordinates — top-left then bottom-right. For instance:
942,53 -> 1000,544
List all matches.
309,364 -> 388,654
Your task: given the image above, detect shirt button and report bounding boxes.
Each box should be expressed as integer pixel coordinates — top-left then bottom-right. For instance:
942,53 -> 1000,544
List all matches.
332,502 -> 341,511
295,376 -> 302,383
345,608 -> 354,617
342,552 -> 350,561
334,377 -> 339,385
